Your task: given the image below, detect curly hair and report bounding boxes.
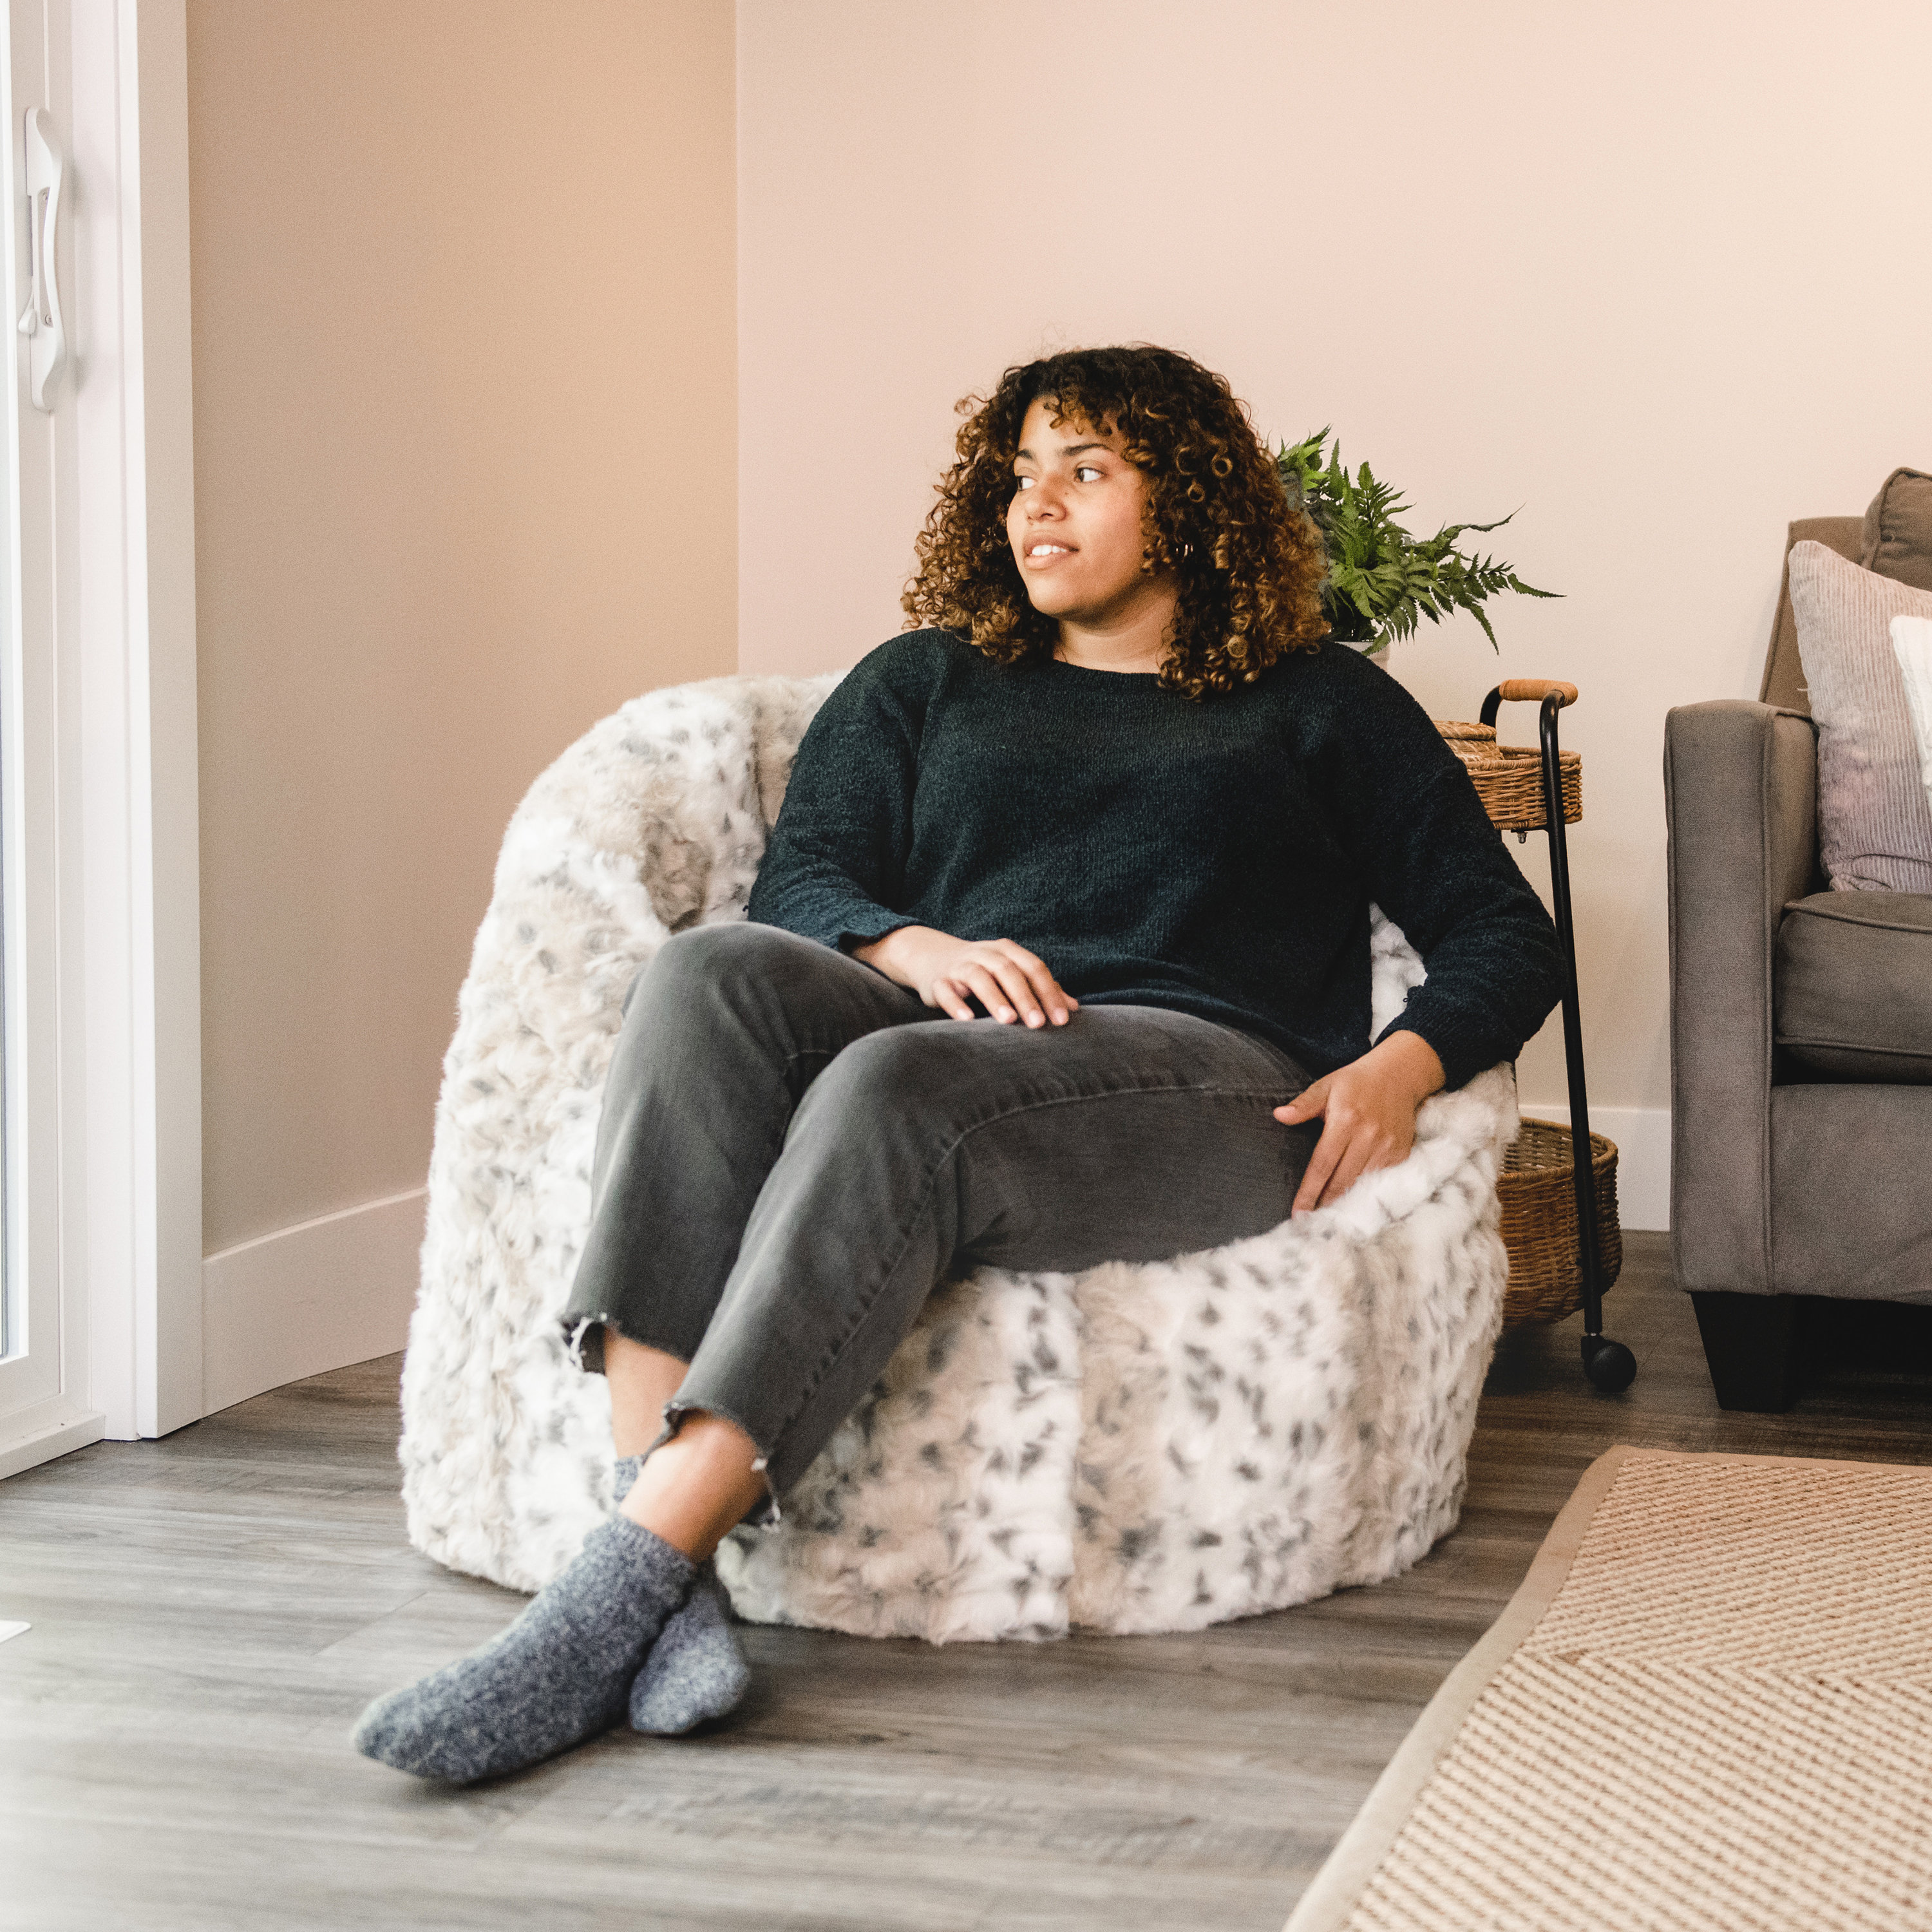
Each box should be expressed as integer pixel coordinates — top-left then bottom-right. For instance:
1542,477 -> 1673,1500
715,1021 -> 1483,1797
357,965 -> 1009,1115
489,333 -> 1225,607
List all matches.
902,345 -> 1329,701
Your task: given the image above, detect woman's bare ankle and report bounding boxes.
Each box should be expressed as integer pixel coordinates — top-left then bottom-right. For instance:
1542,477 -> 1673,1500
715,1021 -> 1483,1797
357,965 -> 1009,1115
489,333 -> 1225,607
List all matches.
603,1331 -> 690,1458
619,1410 -> 768,1561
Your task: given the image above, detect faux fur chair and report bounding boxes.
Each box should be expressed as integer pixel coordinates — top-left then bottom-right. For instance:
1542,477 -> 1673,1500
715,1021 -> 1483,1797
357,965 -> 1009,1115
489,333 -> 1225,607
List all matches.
398,672 -> 1519,1642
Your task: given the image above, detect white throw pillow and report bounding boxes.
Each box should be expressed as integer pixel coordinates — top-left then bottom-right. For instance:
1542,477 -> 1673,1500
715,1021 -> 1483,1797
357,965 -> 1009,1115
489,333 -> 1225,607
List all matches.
1892,614 -> 1932,819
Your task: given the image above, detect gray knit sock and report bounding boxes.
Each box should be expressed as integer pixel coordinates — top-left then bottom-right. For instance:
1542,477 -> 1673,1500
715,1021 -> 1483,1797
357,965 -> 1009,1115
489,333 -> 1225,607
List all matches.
630,1567 -> 752,1734
612,1452 -> 752,1735
352,1514 -> 693,1782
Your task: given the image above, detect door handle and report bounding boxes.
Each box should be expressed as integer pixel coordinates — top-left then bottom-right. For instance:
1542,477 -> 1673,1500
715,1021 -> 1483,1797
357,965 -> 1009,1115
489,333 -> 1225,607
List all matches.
17,107 -> 65,412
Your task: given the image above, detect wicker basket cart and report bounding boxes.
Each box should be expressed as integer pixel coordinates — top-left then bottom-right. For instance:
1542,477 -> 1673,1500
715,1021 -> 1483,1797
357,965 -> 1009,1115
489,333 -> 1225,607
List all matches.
1435,679 -> 1637,1394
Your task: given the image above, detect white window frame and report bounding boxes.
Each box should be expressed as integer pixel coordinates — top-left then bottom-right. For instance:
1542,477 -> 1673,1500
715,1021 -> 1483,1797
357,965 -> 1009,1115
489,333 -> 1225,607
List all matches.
0,0 -> 200,1477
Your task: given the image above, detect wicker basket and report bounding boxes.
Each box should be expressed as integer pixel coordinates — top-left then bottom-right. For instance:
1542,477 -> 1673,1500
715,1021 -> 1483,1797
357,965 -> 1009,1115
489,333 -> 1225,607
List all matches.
1434,720 -> 1582,833
1499,1118 -> 1622,1329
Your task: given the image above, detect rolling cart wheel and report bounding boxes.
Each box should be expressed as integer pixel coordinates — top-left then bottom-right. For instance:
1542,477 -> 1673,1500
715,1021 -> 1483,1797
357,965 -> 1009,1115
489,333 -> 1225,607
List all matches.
1582,1336 -> 1638,1394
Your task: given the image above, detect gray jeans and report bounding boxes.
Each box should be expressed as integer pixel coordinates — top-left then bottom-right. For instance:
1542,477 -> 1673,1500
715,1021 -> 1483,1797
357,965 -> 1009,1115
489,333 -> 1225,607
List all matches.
562,922 -> 1315,1498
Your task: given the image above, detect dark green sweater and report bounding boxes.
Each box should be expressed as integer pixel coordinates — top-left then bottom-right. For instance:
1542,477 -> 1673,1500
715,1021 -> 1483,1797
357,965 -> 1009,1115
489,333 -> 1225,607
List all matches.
748,629 -> 1564,1090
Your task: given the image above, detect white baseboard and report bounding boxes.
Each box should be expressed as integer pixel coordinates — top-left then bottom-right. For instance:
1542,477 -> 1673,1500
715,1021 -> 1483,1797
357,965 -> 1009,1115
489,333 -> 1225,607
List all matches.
0,1399 -> 108,1481
1518,1103 -> 1669,1231
200,1186 -> 427,1415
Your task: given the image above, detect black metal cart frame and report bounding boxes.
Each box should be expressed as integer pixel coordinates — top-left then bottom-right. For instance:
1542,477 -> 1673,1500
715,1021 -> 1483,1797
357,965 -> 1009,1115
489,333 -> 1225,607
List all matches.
1479,684 -> 1637,1394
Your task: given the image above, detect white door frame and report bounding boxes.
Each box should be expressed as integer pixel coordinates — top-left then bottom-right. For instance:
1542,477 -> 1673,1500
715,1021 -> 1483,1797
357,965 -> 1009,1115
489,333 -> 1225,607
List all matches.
0,0 -> 200,1476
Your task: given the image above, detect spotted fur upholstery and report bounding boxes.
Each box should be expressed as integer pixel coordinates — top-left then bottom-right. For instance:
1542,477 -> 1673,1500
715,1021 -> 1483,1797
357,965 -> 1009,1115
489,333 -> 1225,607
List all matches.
399,672 -> 1516,1640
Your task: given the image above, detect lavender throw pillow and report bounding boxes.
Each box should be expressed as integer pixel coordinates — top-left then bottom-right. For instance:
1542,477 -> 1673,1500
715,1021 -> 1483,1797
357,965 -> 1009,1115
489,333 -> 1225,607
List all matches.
1788,540 -> 1932,892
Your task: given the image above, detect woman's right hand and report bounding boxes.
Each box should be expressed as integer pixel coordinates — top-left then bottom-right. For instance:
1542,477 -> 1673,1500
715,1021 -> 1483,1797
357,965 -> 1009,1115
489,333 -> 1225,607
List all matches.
853,927 -> 1078,1028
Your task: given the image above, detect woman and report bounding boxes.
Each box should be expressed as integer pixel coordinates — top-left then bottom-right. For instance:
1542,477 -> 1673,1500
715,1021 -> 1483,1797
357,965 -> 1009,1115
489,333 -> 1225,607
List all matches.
355,345 -> 1564,1782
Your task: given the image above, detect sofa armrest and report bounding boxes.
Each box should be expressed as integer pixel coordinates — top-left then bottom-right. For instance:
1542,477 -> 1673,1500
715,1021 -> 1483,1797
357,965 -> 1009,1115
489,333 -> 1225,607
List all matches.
1664,700 -> 1819,1293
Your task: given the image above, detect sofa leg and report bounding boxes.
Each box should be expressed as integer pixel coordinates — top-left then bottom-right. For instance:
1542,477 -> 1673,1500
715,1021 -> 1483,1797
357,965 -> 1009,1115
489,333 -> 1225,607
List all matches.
1690,1291 -> 1809,1412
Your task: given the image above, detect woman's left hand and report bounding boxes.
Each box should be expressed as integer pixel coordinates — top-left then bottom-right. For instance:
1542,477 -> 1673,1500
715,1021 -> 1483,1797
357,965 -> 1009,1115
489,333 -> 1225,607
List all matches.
1274,1032 -> 1446,1216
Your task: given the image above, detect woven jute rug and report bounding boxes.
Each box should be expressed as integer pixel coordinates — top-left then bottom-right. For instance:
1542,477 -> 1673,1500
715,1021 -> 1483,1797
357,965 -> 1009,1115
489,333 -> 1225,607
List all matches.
1287,1446 -> 1932,1932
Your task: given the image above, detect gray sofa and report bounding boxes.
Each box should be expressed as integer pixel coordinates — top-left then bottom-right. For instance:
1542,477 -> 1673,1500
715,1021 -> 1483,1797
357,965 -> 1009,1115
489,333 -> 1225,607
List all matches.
1665,475 -> 1932,1410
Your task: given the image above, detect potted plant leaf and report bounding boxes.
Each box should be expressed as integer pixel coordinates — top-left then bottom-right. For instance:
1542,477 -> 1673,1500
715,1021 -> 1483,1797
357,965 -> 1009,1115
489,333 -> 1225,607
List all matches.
1277,431 -> 1558,651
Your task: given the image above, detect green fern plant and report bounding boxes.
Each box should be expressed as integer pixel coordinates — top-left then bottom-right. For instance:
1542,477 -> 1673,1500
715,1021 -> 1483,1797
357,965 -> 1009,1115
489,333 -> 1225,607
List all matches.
1277,430 -> 1558,650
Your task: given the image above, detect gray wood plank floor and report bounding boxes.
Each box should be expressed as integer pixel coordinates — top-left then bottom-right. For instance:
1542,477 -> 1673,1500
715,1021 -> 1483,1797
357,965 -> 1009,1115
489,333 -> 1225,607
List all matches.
6,1233 -> 1931,1932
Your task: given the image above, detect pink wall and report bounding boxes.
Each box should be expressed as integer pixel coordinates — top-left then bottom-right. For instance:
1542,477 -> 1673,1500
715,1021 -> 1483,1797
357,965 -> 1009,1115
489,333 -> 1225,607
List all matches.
737,0 -> 1932,1132
193,1 -> 737,1251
